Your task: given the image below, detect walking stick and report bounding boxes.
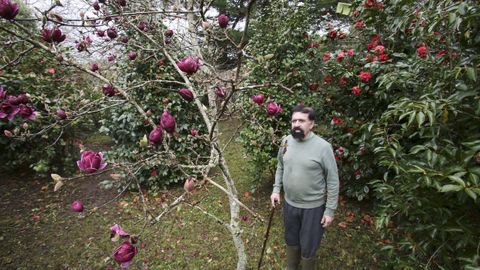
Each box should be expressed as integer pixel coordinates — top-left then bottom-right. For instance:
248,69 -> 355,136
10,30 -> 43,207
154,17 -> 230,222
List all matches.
257,206 -> 276,270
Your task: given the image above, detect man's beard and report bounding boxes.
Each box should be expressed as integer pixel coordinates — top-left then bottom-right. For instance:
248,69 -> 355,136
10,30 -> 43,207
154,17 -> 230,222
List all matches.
291,128 -> 305,139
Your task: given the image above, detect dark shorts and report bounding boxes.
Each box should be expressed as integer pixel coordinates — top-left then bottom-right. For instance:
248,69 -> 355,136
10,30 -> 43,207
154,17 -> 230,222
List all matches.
283,201 -> 326,258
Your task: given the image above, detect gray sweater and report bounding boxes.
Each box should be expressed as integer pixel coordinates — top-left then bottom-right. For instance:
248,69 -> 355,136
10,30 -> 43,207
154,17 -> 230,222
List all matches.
273,132 -> 339,217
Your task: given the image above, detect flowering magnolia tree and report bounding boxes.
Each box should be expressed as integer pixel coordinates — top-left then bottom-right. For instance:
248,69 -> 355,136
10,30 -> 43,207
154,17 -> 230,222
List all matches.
0,0 -> 273,269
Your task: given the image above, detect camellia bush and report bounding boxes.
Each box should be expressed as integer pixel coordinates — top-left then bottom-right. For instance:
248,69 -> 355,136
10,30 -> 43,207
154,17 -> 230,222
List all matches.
241,0 -> 480,268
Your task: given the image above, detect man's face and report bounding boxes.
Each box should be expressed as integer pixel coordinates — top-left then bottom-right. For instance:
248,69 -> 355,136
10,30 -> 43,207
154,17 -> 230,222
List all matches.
291,112 -> 314,139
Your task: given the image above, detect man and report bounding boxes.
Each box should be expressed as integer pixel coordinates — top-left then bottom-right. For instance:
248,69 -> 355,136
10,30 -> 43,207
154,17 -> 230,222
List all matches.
270,105 -> 339,270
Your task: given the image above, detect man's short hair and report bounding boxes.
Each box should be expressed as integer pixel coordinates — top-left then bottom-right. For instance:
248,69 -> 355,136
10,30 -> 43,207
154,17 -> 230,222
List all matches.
292,105 -> 316,121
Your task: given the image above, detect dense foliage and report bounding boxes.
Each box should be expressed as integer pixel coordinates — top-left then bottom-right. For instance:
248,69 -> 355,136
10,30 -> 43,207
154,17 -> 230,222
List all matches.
241,0 -> 480,268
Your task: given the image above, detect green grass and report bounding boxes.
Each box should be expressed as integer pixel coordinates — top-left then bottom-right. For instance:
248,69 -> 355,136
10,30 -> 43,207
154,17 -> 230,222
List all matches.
0,119 -> 385,269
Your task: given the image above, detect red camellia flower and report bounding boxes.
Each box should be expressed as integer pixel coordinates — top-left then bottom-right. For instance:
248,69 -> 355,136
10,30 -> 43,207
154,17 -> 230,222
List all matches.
217,14 -> 229,28
331,116 -> 343,125
160,109 -> 176,133
339,76 -> 347,85
77,150 -> 107,174
374,45 -> 385,55
355,21 -> 365,28
112,241 -> 138,269
71,200 -> 84,212
178,88 -> 194,102
327,30 -> 337,39
347,49 -> 354,56
417,45 -> 429,58
379,53 -> 389,62
323,75 -> 333,84
336,51 -> 346,62
434,49 -> 447,58
176,56 -> 200,75
148,126 -> 163,145
351,86 -> 361,96
353,10 -> 359,17
338,32 -> 346,39
359,71 -> 373,82
308,83 -> 319,91
266,101 -> 281,117
0,0 -> 20,20
322,52 -> 331,61
308,41 -> 319,48
251,94 -> 264,105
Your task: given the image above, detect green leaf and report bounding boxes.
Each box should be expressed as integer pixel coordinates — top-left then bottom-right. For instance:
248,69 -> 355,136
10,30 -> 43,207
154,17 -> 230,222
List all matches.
439,184 -> 463,192
448,175 -> 466,187
466,67 -> 477,82
416,111 -> 425,127
465,188 -> 477,200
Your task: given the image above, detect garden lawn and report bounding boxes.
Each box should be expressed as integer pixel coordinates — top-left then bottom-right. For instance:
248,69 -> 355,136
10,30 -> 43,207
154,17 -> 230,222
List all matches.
0,120 -> 385,269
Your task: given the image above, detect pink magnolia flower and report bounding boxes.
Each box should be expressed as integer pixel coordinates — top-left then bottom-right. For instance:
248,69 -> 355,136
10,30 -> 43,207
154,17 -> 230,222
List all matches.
160,109 -> 176,133
215,86 -> 226,98
176,56 -> 200,75
102,84 -> 116,96
110,224 -> 130,240
251,94 -> 264,105
107,28 -> 117,39
92,1 -> 100,11
190,128 -> 199,137
0,85 -> 6,99
57,109 -> 67,119
184,176 -> 195,192
112,241 -> 138,269
266,101 -> 281,117
164,29 -> 174,37
76,150 -> 107,174
218,14 -> 229,28
18,104 -> 36,120
0,0 -> 20,20
40,27 -> 66,43
128,51 -> 137,60
148,126 -> 163,145
71,200 -> 84,212
178,88 -> 194,102
90,63 -> 99,72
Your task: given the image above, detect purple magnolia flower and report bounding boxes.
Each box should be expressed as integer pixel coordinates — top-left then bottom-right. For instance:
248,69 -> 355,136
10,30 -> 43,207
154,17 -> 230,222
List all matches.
102,84 -> 116,96
8,93 -> 28,105
160,109 -> 176,133
266,101 -> 282,117
190,128 -> 198,137
251,94 -> 264,105
215,86 -> 226,98
76,150 -> 107,174
178,88 -> 194,102
0,86 -> 6,100
92,1 -> 100,11
90,63 -> 99,72
148,126 -> 163,145
164,29 -> 174,37
120,35 -> 129,43
56,109 -> 67,119
0,102 -> 19,121
96,30 -> 105,37
217,14 -> 229,28
137,21 -> 147,31
110,224 -> 130,239
127,51 -> 137,60
107,53 -> 116,62
71,200 -> 84,212
116,0 -> 127,7
176,56 -> 200,75
18,104 -> 36,120
0,0 -> 20,20
107,27 -> 117,39
113,241 -> 138,269
41,27 -> 66,43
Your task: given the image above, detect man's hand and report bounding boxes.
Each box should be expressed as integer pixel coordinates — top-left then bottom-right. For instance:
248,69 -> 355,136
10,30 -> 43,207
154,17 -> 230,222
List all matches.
270,193 -> 281,208
321,215 -> 334,228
